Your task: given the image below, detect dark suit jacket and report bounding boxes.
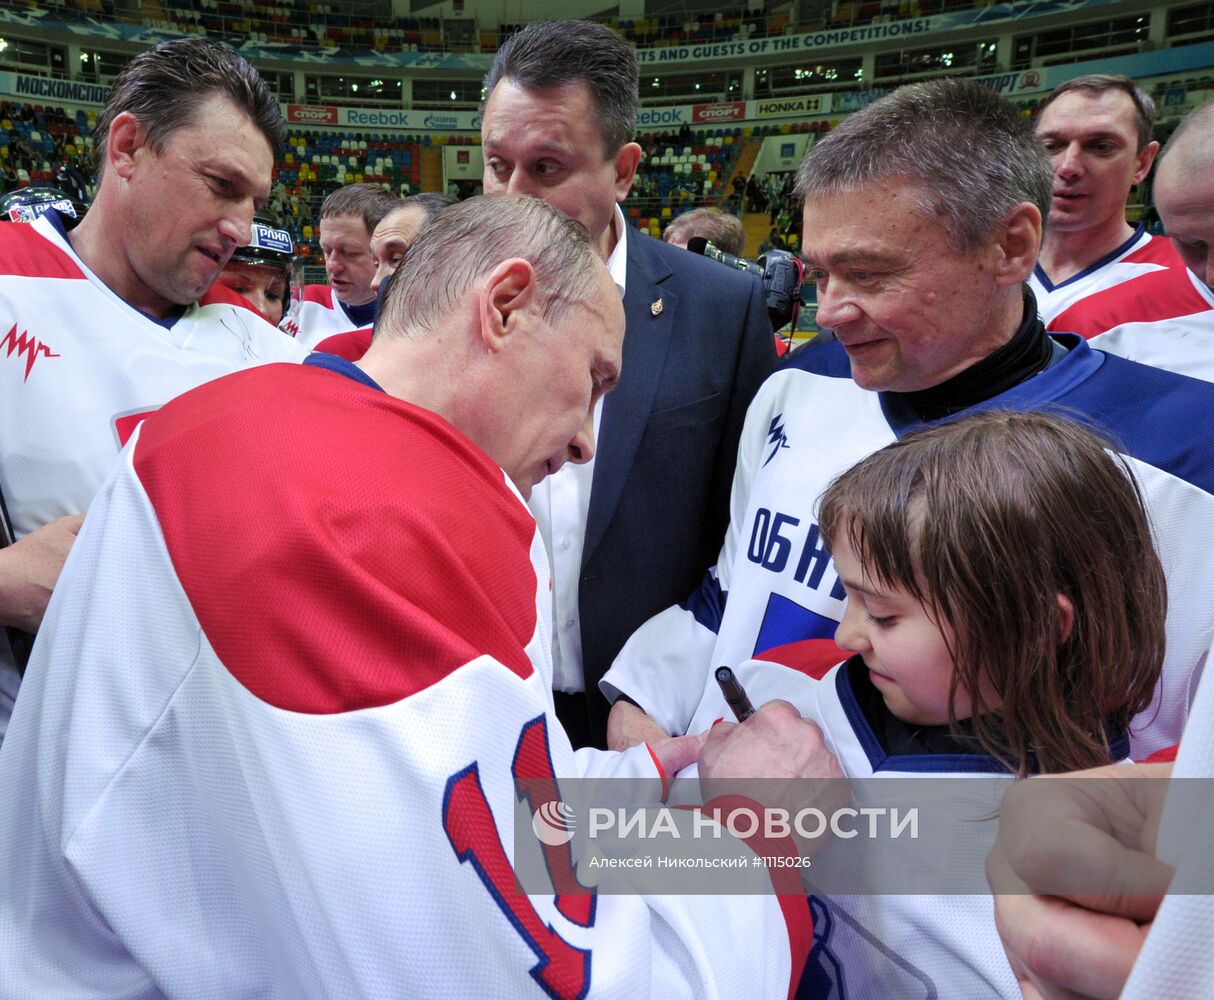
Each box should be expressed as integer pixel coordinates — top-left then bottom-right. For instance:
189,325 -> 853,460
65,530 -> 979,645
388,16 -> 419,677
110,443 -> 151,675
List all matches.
575,229 -> 775,746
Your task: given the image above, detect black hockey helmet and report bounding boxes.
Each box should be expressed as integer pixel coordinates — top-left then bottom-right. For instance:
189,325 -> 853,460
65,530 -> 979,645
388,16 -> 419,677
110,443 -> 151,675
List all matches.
229,216 -> 302,333
230,216 -> 296,270
0,185 -> 87,226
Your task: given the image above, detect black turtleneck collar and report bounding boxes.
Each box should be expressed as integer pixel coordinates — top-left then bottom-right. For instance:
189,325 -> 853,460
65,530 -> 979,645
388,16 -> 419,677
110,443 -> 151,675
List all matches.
902,288 -> 1057,422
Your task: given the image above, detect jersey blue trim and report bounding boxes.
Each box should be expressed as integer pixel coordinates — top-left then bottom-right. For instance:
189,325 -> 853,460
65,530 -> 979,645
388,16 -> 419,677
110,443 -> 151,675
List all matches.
878,333 -> 1103,437
342,297 -> 377,328
786,331 -> 1214,496
304,350 -> 384,392
678,568 -> 727,635
835,663 -> 1015,775
1059,343 -> 1214,495
1033,224 -> 1146,292
836,660 -> 1132,774
781,337 -> 852,379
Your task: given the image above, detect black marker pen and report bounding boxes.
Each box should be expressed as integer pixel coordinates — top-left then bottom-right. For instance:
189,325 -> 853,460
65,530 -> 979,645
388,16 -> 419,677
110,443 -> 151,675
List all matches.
715,666 -> 756,722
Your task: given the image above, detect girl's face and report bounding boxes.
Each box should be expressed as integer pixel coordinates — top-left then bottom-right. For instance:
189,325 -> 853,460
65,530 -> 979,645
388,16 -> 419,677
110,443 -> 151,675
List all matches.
831,532 -> 981,726
216,261 -> 287,326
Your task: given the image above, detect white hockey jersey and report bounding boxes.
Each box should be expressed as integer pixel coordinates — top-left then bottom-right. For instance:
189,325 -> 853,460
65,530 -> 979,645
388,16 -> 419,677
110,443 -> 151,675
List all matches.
0,356 -> 810,1000
0,211 -> 308,739
806,657 -> 1130,1000
289,282 -> 373,348
1122,646 -> 1214,998
1028,227 -> 1182,331
602,335 -> 1214,757
1074,266 -> 1214,383
678,652 -> 1131,1000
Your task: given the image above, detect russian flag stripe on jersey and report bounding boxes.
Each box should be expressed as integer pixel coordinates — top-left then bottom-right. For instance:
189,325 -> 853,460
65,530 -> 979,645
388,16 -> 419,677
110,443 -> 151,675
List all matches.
1123,235 -> 1186,266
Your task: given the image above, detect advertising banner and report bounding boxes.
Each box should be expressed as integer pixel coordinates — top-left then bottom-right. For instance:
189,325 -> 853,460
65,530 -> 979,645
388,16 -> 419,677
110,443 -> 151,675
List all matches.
752,94 -> 832,118
692,101 -> 747,123
286,104 -> 339,125
8,71 -> 107,106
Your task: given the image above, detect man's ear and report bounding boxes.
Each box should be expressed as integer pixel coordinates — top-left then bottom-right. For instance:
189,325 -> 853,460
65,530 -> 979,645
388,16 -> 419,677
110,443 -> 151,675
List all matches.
1133,140 -> 1160,185
993,201 -> 1042,287
613,142 -> 643,203
107,111 -> 148,182
1057,593 -> 1076,643
478,257 -> 537,353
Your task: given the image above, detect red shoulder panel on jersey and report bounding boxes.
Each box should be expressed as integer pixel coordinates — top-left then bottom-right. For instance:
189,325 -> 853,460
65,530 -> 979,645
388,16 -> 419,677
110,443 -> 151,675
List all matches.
755,638 -> 848,680
1049,266 -> 1211,339
0,221 -> 84,279
134,363 -> 539,714
1123,234 -> 1184,269
315,328 -> 373,362
302,283 -> 337,307
1139,744 -> 1178,764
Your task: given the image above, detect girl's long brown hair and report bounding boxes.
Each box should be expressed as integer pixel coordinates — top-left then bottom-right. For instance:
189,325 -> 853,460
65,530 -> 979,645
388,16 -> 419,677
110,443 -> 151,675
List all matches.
818,409 -> 1166,777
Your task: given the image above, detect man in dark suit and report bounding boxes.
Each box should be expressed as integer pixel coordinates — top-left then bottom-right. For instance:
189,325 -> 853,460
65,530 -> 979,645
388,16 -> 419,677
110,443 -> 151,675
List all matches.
480,19 -> 775,748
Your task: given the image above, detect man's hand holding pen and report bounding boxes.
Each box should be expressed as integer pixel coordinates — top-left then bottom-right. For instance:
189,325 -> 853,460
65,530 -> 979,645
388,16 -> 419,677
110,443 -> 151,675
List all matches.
700,669 -> 848,859
699,699 -> 842,783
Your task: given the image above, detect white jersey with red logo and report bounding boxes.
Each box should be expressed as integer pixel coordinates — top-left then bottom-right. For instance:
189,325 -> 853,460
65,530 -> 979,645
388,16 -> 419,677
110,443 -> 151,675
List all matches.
289,283 -> 372,348
0,359 -> 810,999
1028,226 -> 1183,332
0,212 -> 307,740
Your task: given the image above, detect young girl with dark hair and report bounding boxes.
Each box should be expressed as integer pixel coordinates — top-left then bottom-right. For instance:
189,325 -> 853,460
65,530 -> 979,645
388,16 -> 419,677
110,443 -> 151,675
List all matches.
814,406 -> 1165,778
709,409 -> 1168,999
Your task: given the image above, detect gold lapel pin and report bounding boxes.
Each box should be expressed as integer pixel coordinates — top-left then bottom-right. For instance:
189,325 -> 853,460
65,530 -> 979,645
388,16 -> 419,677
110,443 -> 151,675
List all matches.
650,298 -> 664,316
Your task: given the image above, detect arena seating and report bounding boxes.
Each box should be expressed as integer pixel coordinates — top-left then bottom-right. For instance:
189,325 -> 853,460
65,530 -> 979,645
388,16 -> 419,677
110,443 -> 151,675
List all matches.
152,3 -> 447,52
67,2 -> 772,55
50,0 -> 999,58
6,55 -> 1208,267
0,100 -> 93,186
627,134 -> 740,238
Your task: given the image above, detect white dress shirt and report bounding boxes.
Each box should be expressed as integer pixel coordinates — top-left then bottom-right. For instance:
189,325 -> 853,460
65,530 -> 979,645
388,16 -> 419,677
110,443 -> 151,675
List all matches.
530,206 -> 629,693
